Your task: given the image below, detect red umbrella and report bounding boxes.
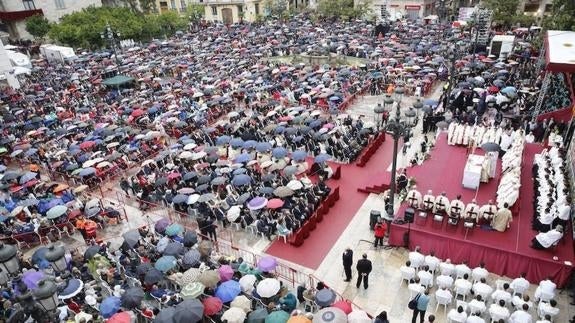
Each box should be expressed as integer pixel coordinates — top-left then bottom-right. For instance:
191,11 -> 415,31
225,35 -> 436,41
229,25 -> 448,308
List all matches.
131,109 -> 145,117
488,86 -> 499,94
23,179 -> 39,188
267,198 -> 284,209
203,296 -> 223,316
106,312 -> 131,323
168,172 -> 181,180
332,300 -> 352,314
79,141 -> 96,150
9,185 -> 23,193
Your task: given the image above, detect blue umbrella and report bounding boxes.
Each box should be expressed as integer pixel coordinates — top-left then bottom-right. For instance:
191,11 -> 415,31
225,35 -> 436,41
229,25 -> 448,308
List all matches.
155,255 -> 177,273
216,135 -> 232,146
232,174 -> 251,186
314,154 -> 331,163
31,247 -> 50,269
165,223 -> 183,236
58,279 -> 84,300
309,120 -> 322,128
233,168 -> 247,175
329,96 -> 341,101
45,198 -> 64,210
172,194 -> 189,204
272,147 -> 288,159
291,150 -> 307,161
230,138 -> 244,148
79,167 -> 96,177
423,99 -> 439,107
0,164 -> 6,172
274,126 -> 286,134
24,148 -> 38,157
256,142 -> 272,152
99,296 -> 121,318
215,280 -> 241,303
243,140 -> 258,149
18,172 -> 37,184
234,153 -> 252,164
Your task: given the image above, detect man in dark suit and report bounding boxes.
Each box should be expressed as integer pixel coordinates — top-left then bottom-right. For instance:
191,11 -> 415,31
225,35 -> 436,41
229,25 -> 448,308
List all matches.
356,253 -> 372,289
342,248 -> 353,282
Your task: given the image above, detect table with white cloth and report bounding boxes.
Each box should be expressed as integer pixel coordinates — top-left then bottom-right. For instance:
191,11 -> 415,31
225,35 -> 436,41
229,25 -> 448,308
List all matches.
462,154 -> 488,189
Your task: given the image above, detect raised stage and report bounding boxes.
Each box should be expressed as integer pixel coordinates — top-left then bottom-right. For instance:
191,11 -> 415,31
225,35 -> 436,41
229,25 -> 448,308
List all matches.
376,134 -> 573,287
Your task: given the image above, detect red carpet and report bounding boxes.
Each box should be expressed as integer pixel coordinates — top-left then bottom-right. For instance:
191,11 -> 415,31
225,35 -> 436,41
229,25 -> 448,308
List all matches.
265,135 -> 396,269
388,138 -> 574,287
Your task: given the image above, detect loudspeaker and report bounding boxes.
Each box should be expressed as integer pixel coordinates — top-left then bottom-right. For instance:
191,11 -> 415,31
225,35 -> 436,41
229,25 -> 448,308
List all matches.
404,207 -> 415,223
369,210 -> 381,230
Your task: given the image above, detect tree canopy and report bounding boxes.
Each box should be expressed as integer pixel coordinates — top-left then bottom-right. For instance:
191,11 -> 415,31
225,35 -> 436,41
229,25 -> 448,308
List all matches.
25,14 -> 51,40
48,6 -> 187,49
542,0 -> 575,31
482,0 -> 521,27
316,0 -> 371,20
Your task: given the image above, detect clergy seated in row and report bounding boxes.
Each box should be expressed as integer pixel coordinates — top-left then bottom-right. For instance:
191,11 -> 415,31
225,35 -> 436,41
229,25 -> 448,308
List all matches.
422,190 -> 435,211
478,200 -> 497,225
462,199 -> 479,224
448,195 -> 465,225
406,186 -> 422,209
533,199 -> 571,232
434,192 -> 449,214
531,225 -> 563,250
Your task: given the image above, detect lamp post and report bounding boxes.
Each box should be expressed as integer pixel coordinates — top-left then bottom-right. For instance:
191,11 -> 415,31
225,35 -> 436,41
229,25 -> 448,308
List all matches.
0,243 -> 19,276
101,22 -> 122,66
442,41 -> 467,111
384,87 -> 416,230
33,280 -> 59,313
374,103 -> 385,132
44,244 -> 67,273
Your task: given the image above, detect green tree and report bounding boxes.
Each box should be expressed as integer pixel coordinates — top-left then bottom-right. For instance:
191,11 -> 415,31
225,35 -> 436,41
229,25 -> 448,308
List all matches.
316,0 -> 371,20
482,0 -> 521,27
542,0 -> 575,31
185,3 -> 205,23
153,11 -> 187,36
264,0 -> 289,19
25,14 -> 51,40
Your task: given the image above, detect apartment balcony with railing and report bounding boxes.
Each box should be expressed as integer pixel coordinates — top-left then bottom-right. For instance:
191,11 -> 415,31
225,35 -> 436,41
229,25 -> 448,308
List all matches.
0,0 -> 43,22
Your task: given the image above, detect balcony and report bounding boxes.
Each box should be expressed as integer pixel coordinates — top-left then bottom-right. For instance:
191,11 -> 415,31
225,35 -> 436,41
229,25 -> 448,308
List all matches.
0,9 -> 43,22
202,0 -> 245,4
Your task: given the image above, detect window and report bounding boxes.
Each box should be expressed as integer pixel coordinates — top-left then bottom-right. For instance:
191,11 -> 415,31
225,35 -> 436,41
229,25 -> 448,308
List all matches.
180,0 -> 186,11
254,3 -> 259,15
211,6 -> 217,16
237,5 -> 243,14
170,0 -> 176,10
159,1 -> 168,10
22,0 -> 35,10
54,0 -> 65,9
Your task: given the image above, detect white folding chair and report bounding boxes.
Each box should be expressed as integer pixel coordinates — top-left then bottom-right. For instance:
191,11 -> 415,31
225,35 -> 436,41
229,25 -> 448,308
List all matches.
276,230 -> 291,243
455,285 -> 471,301
435,293 -> 452,314
400,270 -> 415,287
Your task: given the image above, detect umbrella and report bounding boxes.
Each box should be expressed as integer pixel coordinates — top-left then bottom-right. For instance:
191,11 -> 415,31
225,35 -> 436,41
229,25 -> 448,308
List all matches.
174,299 -> 204,323
481,142 -> 500,152
154,307 -> 176,323
183,249 -> 201,268
315,289 -> 337,307
121,287 -> 145,309
314,154 -> 331,163
256,278 -> 281,298
107,312 -> 131,323
248,197 -> 268,210
256,142 -> 272,152
99,296 -> 121,318
239,274 -> 257,292
267,198 -> 284,209
347,310 -> 371,323
198,193 -> 215,203
46,205 -> 67,219
287,180 -> 303,190
163,242 -> 184,256
155,218 -> 171,233
79,167 -> 96,177
265,310 -> 290,323
216,135 -> 232,146
2,171 -> 20,181
257,256 -> 278,272
144,268 -> 164,285
274,186 -> 294,198
332,300 -> 352,314
248,308 -> 269,323
226,205 -> 242,222
222,307 -> 248,323
203,296 -> 223,316
155,255 -> 178,272
122,229 -> 141,248
234,153 -> 252,164
22,270 -> 44,290
283,165 -> 299,177
313,307 -> 347,323
181,282 -> 205,299
211,176 -> 228,186
232,174 -> 252,186
230,295 -> 252,313
188,194 -> 201,204
291,150 -> 307,162
136,263 -> 153,275
172,194 -> 189,204
260,187 -> 275,195
19,172 -> 37,184
178,268 -> 201,286
84,245 -> 101,260
272,147 -> 288,158
183,231 -> 198,247
215,280 -> 241,302
199,270 -> 220,288
288,316 -> 312,323
218,265 -> 235,282
198,240 -> 213,257
237,192 -> 251,204
58,278 -> 84,300
165,223 -> 183,236
31,247 -> 48,267
156,236 -> 170,253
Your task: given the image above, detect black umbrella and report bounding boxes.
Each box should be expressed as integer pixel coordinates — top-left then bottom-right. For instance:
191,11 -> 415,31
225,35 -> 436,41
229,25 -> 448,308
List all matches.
122,229 -> 141,248
236,193 -> 251,204
155,177 -> 168,187
154,307 -> 177,323
197,175 -> 211,185
121,287 -> 145,309
144,268 -> 164,285
481,142 -> 500,152
136,263 -> 153,275
173,299 -> 204,323
183,231 -> 198,247
84,245 -> 101,260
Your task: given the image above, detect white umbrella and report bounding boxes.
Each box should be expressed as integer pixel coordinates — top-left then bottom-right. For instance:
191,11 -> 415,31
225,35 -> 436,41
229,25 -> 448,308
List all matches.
142,159 -> 155,167
287,180 -> 303,190
347,311 -> 371,323
184,143 -> 197,150
256,278 -> 280,298
226,205 -> 242,222
230,295 -> 251,313
222,307 -> 247,323
192,151 -> 207,160
239,274 -> 257,293
179,151 -> 193,159
187,194 -> 200,205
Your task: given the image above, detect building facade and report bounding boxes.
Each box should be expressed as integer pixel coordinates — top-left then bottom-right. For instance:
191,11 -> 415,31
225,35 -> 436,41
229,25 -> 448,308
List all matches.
359,0 -> 440,21
0,0 -> 102,39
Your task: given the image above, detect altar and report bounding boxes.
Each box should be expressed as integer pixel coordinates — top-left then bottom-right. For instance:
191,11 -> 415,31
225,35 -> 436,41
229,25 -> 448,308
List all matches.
462,154 -> 489,189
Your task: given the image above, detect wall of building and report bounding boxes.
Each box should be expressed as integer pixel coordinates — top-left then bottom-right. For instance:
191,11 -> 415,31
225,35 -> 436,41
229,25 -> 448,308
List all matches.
33,0 -> 103,22
203,0 -> 262,23
367,0 -> 437,21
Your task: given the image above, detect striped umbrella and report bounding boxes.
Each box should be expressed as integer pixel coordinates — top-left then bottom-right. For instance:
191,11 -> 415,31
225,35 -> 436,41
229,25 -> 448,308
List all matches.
177,268 -> 201,286
181,282 -> 205,299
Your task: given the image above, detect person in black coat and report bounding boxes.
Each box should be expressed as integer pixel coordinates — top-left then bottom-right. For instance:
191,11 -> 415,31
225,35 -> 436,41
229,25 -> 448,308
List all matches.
342,248 -> 353,282
356,253 -> 372,289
